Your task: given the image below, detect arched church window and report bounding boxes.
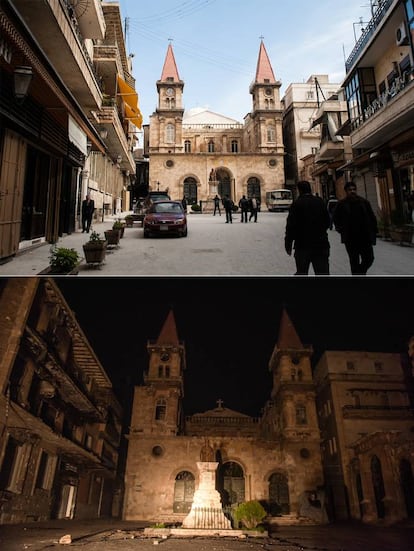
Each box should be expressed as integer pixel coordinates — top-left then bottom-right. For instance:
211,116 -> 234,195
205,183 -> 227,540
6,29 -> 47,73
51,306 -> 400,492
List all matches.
165,124 -> 175,143
208,140 -> 215,153
173,471 -> 195,513
247,177 -> 261,201
155,398 -> 166,420
267,125 -> 276,142
158,365 -> 163,378
269,472 -> 290,515
231,140 -> 238,153
184,140 -> 191,153
371,455 -> 386,518
218,462 -> 245,506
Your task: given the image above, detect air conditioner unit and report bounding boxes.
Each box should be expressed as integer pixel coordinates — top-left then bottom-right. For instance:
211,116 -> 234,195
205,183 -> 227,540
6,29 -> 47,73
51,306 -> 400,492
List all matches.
396,22 -> 408,46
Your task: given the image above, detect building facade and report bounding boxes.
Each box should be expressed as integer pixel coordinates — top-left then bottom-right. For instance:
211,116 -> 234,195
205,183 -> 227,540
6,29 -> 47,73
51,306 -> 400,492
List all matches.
0,278 -> 123,524
0,0 -> 141,262
282,75 -> 341,193
148,41 -> 286,209
314,348 -> 414,523
340,0 -> 414,227
123,309 -> 325,524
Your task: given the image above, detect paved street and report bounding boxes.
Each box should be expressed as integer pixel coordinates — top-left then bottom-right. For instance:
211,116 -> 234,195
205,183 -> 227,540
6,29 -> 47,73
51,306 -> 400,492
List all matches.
0,211 -> 413,276
0,519 -> 413,551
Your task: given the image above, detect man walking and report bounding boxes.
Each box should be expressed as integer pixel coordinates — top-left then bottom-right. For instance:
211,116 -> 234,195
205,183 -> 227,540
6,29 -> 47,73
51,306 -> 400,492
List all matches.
284,181 -> 331,275
222,195 -> 233,223
81,193 -> 95,233
249,196 -> 258,222
213,194 -> 221,216
333,181 -> 378,275
238,195 -> 249,223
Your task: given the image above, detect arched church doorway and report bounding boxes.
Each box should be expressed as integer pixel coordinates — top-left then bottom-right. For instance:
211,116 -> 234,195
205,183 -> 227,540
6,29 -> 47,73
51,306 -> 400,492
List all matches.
218,461 -> 245,506
183,178 -> 197,205
247,177 -> 261,203
400,458 -> 414,518
268,472 -> 290,515
370,455 -> 385,519
216,168 -> 232,200
173,471 -> 195,513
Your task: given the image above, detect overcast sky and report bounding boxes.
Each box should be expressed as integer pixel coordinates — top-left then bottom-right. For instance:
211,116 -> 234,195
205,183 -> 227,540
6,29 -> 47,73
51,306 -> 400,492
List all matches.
56,277 -> 413,418
117,0 -> 377,134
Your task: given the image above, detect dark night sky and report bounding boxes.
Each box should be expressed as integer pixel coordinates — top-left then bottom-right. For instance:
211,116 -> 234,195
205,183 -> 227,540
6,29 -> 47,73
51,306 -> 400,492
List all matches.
55,277 -> 413,418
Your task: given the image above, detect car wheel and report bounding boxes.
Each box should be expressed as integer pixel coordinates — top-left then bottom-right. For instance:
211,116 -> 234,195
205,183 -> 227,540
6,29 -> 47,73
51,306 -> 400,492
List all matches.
182,227 -> 188,237
143,229 -> 150,238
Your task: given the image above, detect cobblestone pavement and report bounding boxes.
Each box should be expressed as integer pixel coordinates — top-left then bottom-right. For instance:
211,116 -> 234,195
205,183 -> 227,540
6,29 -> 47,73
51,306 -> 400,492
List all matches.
1,520 -> 413,551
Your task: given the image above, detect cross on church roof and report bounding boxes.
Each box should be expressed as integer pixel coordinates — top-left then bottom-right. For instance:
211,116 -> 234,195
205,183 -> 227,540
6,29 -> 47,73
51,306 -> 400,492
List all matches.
216,398 -> 224,409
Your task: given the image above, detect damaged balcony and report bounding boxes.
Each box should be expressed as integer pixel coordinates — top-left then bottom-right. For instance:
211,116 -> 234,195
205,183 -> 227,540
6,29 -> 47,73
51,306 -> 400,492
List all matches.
12,0 -> 104,110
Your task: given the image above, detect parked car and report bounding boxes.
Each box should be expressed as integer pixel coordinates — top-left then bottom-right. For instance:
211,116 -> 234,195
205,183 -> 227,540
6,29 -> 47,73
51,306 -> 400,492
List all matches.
143,191 -> 171,211
143,201 -> 188,238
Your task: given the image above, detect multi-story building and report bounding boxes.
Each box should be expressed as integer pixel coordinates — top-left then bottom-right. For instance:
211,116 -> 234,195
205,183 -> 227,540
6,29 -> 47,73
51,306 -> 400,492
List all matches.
314,348 -> 414,523
340,0 -> 414,225
0,0 -> 141,262
310,89 -> 353,200
148,41 -> 286,208
282,75 -> 341,193
123,309 -> 325,524
0,278 -> 123,524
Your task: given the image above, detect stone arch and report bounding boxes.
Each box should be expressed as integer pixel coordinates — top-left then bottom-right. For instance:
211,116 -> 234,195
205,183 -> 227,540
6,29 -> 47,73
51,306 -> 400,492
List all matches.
370,454 -> 385,519
217,460 -> 245,507
215,167 -> 234,200
267,471 -> 290,516
400,457 -> 414,518
245,174 -> 263,202
173,470 -> 195,513
182,175 -> 200,205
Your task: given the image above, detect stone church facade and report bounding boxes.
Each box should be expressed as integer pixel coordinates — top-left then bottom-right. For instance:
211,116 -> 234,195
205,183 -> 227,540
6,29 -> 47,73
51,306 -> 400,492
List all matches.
148,41 -> 286,209
123,309 -> 325,524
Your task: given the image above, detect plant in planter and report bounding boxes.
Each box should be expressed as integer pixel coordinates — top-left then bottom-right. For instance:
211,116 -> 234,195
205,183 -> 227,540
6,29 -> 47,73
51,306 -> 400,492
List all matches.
190,203 -> 201,213
124,214 -> 134,227
83,231 -> 107,265
48,246 -> 80,274
104,228 -> 121,247
233,500 -> 267,530
112,219 -> 125,237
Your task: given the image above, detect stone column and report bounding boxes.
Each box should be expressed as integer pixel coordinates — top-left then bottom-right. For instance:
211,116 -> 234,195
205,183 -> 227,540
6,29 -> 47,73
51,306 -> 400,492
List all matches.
182,462 -> 231,529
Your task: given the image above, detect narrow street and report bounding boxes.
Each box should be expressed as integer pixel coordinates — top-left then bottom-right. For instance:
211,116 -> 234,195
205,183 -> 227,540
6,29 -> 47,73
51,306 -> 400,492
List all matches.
0,212 -> 413,276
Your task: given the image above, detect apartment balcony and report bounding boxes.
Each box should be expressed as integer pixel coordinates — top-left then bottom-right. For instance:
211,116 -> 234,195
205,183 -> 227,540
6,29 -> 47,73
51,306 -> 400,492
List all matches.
94,41 -> 123,84
350,78 -> 414,150
94,105 -> 135,172
342,404 -> 414,419
315,140 -> 345,163
13,0 -> 103,110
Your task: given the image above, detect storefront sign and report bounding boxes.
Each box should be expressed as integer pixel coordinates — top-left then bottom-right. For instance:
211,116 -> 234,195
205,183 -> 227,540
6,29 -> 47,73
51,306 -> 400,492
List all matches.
68,115 -> 87,156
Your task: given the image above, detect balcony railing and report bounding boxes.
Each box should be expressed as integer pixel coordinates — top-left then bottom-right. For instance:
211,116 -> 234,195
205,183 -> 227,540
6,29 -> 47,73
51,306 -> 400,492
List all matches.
182,123 -> 243,131
345,0 -> 393,73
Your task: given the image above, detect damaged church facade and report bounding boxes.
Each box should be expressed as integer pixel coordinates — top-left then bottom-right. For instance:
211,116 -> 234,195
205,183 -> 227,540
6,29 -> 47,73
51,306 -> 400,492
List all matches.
123,310 -> 414,525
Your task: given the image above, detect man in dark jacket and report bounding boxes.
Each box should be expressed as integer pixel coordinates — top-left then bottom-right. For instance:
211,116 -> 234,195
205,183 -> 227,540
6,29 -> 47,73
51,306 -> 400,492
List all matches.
81,193 -> 95,233
333,182 -> 378,275
284,181 -> 330,275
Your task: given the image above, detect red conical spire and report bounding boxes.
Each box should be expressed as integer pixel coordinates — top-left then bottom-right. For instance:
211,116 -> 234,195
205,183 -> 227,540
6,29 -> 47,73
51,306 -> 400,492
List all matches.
255,40 -> 276,84
277,308 -> 303,349
156,310 -> 179,345
160,43 -> 180,82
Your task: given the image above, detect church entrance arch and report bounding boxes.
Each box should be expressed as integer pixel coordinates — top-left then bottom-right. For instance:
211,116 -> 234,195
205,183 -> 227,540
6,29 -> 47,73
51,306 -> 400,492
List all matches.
183,177 -> 198,205
173,471 -> 195,513
216,168 -> 232,200
400,458 -> 414,518
247,177 -> 262,203
217,461 -> 245,506
268,472 -> 290,515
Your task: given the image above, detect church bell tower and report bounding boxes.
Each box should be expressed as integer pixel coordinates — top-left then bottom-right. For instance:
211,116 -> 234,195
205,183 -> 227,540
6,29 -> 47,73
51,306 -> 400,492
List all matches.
150,43 -> 184,154
129,310 -> 186,435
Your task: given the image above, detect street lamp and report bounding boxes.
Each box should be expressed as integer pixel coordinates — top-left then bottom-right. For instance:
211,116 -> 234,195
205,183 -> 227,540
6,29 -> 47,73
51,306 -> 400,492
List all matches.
13,66 -> 33,103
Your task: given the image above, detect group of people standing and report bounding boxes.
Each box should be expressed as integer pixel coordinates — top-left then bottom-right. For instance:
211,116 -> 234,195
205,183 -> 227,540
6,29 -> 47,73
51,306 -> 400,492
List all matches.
284,180 -> 378,276
214,194 -> 260,224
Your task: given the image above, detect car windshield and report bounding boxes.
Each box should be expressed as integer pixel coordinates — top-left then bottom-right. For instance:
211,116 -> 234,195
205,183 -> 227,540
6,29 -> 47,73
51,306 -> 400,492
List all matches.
152,202 -> 183,214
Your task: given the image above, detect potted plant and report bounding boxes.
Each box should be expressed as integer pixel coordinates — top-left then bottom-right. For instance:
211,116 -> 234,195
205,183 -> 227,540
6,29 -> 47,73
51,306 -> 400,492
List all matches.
112,219 -> 125,238
104,227 -> 121,247
47,246 -> 80,274
124,214 -> 134,227
190,203 -> 201,213
83,231 -> 107,265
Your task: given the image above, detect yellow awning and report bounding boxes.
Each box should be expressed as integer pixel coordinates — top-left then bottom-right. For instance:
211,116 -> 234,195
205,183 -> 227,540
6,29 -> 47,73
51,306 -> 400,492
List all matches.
117,74 -> 142,128
124,103 -> 143,129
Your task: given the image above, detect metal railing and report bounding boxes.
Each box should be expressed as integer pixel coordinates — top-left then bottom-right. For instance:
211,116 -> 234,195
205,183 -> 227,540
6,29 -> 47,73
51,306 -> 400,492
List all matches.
345,0 -> 394,73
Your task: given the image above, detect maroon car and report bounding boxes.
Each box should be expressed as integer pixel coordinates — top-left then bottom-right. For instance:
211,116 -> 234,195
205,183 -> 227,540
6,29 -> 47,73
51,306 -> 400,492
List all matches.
143,200 -> 188,238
